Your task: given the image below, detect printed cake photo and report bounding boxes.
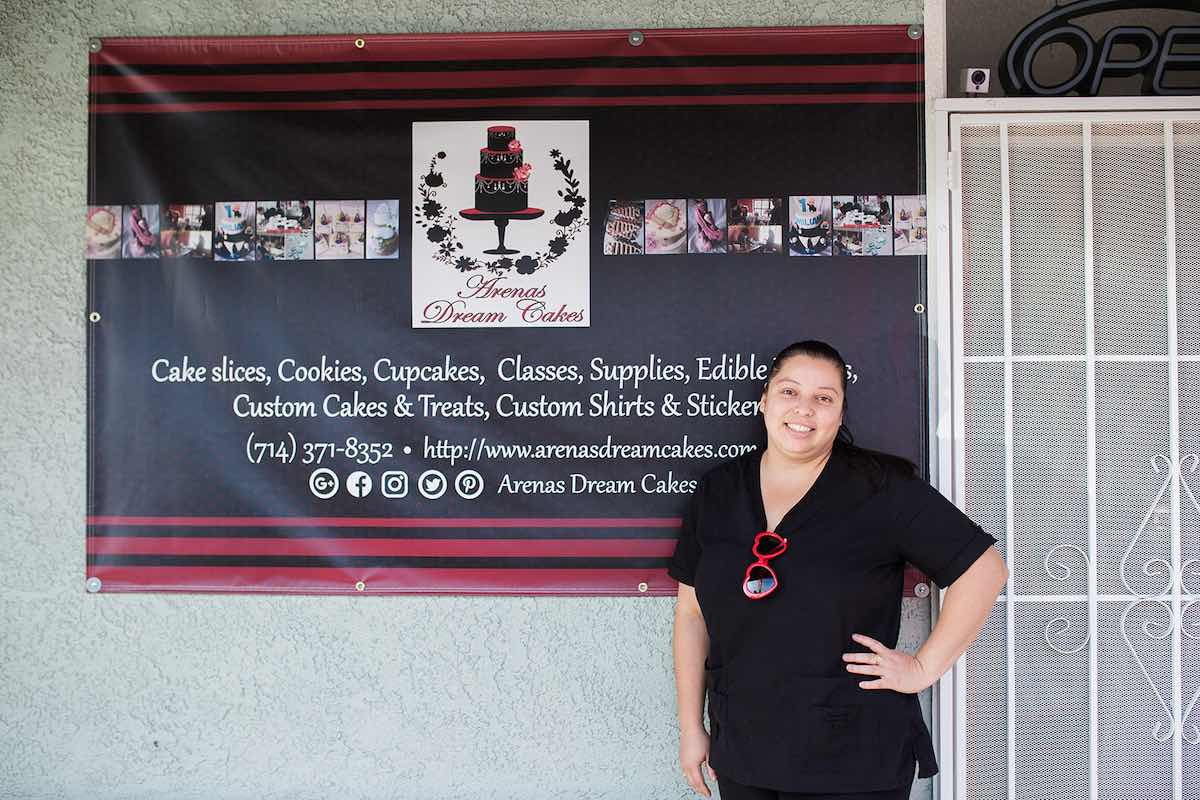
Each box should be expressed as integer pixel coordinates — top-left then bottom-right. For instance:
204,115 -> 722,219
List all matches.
85,206 -> 122,259
788,195 -> 831,256
833,195 -> 892,256
214,201 -> 256,261
644,199 -> 686,254
257,200 -> 313,260
160,204 -> 212,259
688,199 -> 726,254
892,195 -> 927,255
729,198 -> 783,254
122,204 -> 159,259
315,201 -> 365,259
367,200 -> 400,258
603,200 -> 644,255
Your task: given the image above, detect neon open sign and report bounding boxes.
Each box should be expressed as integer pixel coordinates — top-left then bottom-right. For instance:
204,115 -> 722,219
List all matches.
1001,0 -> 1200,96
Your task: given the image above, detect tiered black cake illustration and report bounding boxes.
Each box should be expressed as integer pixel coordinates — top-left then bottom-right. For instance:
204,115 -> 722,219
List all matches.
475,125 -> 526,211
461,125 -> 544,254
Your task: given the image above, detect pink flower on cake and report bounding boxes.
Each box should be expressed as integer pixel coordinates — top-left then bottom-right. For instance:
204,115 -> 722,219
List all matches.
513,163 -> 532,181
507,139 -> 523,153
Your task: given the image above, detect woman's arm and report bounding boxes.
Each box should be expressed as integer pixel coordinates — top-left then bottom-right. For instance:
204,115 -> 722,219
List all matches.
674,583 -> 715,797
913,545 -> 1008,685
845,546 -> 1008,692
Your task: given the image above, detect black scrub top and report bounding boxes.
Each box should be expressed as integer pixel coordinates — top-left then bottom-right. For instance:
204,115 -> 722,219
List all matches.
668,441 -> 998,794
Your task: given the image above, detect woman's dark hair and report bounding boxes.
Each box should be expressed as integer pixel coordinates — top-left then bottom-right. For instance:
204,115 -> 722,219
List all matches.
763,340 -> 918,482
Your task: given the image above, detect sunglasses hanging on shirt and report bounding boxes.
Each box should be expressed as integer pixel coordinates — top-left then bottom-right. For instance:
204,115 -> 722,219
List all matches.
743,530 -> 788,599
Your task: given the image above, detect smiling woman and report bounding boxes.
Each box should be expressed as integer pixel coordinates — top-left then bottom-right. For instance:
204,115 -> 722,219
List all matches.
757,352 -> 845,462
669,340 -> 1008,799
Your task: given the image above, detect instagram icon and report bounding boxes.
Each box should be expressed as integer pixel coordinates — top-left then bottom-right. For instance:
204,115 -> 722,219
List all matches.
381,471 -> 409,498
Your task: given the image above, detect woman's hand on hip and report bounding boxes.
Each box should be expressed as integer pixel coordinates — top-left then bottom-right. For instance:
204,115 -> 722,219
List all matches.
842,633 -> 932,694
680,726 -> 716,797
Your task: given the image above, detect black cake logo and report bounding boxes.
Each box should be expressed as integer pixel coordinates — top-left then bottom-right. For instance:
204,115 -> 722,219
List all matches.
410,120 -> 590,329
414,123 -> 587,275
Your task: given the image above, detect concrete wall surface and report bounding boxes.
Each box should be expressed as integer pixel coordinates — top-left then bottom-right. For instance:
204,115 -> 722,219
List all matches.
0,2 -> 927,798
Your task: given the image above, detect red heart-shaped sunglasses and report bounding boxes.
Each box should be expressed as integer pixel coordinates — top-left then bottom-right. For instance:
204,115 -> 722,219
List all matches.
743,530 -> 788,599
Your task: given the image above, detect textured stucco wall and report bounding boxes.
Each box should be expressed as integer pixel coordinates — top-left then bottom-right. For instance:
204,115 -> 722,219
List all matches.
0,2 -> 927,798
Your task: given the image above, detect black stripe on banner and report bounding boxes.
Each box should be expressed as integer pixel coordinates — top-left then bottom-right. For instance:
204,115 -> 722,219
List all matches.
87,526 -> 679,540
92,52 -> 923,78
90,81 -> 923,105
90,554 -> 671,569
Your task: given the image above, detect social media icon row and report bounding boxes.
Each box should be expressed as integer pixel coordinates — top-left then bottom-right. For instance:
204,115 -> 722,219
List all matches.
308,468 -> 484,500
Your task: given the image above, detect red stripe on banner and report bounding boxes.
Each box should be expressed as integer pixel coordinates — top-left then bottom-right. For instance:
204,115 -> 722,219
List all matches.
85,565 -> 930,597
903,566 -> 927,596
89,92 -> 924,114
88,27 -> 920,67
86,515 -> 679,528
87,537 -> 676,557
86,565 -> 680,595
89,64 -> 923,94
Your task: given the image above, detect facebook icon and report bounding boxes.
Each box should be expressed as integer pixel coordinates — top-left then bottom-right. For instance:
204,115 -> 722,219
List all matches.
346,470 -> 373,498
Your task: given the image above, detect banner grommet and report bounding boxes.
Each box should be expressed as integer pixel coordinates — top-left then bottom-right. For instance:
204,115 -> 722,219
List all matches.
637,582 -> 648,593
907,25 -> 922,40
355,580 -> 366,591
913,582 -> 930,598
627,31 -> 644,47
88,39 -> 102,53
354,38 -> 365,49
914,303 -> 925,314
86,577 -> 102,593
88,311 -> 101,323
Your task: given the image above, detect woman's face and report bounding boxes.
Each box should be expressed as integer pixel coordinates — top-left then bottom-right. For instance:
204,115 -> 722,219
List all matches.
759,354 -> 844,461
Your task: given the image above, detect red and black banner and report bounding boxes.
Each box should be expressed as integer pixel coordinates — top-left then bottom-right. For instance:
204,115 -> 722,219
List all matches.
88,27 -> 923,113
86,26 -> 930,595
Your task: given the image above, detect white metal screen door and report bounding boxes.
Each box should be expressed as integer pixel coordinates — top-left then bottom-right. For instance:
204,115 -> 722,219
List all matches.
949,112 -> 1200,800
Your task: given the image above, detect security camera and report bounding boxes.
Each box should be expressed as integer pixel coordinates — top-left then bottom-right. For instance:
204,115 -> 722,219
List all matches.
962,67 -> 991,94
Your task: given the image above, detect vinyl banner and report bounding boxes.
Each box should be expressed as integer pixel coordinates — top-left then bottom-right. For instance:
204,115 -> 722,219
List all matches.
86,27 -> 928,594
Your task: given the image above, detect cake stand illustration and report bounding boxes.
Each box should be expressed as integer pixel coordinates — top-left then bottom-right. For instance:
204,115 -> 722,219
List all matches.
460,125 -> 543,255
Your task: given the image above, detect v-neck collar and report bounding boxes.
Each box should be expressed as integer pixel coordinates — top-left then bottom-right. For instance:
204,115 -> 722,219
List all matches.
749,442 -> 847,536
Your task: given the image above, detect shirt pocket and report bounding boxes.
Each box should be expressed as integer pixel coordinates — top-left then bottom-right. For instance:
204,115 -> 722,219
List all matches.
719,675 -> 913,786
806,701 -> 866,770
800,679 -> 913,776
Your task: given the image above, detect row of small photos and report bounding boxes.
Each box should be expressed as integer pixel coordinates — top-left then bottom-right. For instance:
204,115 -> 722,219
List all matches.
604,196 -> 928,257
84,201 -> 404,261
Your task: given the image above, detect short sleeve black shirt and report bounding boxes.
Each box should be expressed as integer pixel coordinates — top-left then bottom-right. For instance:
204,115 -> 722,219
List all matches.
668,442 -> 997,793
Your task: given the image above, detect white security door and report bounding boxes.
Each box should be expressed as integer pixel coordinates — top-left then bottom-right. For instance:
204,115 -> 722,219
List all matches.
950,112 -> 1200,800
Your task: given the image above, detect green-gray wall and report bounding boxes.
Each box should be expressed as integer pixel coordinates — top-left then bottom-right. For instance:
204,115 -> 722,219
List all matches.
0,3 -> 928,797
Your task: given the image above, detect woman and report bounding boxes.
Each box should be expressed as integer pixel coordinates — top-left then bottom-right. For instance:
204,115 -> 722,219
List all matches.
670,340 -> 1008,799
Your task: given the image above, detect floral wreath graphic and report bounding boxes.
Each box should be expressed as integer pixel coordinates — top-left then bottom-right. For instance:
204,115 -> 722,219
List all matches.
414,148 -> 587,275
